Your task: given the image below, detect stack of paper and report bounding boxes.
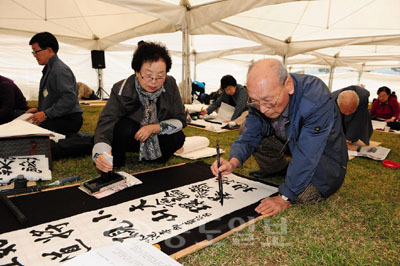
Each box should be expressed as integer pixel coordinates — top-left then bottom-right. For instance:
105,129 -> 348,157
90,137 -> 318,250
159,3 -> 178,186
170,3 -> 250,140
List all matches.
1,119 -> 65,142
174,136 -> 224,159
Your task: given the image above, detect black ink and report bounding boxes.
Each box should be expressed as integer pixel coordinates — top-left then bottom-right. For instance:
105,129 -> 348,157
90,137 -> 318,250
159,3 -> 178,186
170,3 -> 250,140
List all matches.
0,157 -> 15,176
189,183 -> 211,198
41,238 -> 91,263
179,199 -> 211,213
18,157 -> 42,173
152,209 -> 178,222
232,182 -> 257,192
92,210 -> 117,222
0,239 -> 16,259
30,222 -> 73,243
129,199 -> 156,212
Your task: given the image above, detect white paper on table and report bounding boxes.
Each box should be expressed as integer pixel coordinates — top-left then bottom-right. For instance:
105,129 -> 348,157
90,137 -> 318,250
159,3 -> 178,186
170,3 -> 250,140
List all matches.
15,113 -> 34,123
174,136 -> 224,159
0,119 -> 65,142
184,103 -> 209,113
63,240 -> 181,266
216,102 -> 235,121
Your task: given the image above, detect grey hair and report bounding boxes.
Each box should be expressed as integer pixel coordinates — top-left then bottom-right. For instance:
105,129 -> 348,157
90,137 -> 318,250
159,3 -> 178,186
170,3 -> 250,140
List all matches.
248,59 -> 288,84
337,90 -> 359,107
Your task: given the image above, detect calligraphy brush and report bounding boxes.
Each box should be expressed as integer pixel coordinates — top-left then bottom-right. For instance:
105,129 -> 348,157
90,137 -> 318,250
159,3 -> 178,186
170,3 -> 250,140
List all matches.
216,141 -> 223,206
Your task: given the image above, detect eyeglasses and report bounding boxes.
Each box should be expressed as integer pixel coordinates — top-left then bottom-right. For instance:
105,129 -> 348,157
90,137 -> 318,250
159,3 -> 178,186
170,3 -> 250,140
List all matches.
31,49 -> 46,56
139,72 -> 166,83
247,76 -> 287,109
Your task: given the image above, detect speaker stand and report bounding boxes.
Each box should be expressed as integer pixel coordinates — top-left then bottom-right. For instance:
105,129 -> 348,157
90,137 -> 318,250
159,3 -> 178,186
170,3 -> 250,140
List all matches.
95,68 -> 109,100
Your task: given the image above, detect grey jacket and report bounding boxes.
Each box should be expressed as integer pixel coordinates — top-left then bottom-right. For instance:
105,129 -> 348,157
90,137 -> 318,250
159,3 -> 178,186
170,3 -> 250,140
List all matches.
332,85 -> 373,145
38,55 -> 82,119
93,74 -> 186,155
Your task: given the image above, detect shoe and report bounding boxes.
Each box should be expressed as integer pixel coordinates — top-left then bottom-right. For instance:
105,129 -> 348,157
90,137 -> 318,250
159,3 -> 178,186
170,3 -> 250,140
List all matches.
249,166 -> 287,179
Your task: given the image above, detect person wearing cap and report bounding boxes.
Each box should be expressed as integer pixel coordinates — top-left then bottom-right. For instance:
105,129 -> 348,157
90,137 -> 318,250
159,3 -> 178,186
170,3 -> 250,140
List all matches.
191,81 -> 209,104
200,75 -> 248,121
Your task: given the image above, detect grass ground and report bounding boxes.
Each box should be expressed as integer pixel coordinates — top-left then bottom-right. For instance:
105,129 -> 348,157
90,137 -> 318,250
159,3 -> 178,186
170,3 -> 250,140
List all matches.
34,102 -> 400,265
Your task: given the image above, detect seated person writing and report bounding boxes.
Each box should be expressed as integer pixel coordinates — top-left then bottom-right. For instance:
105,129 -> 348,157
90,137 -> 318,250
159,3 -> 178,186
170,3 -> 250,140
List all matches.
332,85 -> 373,150
370,86 -> 399,122
200,75 -> 248,122
0,75 -> 28,124
26,32 -> 83,136
93,42 -> 186,171
211,59 -> 348,217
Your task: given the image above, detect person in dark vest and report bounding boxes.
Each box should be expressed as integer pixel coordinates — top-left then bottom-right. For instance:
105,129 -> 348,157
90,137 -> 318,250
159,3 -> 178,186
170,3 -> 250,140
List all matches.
332,85 -> 373,150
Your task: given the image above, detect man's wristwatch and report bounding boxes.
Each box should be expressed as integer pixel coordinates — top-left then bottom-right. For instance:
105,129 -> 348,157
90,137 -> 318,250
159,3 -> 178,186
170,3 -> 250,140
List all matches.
281,194 -> 289,201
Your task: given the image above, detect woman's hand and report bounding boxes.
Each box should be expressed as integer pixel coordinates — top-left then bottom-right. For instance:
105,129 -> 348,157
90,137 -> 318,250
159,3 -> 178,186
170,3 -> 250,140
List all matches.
95,153 -> 113,173
134,124 -> 161,142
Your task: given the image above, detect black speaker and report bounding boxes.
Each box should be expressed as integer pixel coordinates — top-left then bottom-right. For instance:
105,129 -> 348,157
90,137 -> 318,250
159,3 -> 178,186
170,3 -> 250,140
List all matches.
91,50 -> 105,69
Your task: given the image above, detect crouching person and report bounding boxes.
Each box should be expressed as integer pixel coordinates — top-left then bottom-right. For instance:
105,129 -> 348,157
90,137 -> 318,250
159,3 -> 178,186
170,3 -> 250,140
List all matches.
93,42 -> 186,171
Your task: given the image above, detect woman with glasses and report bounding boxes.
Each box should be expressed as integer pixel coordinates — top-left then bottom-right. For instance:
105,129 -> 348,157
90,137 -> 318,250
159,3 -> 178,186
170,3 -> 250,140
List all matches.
370,86 -> 400,122
93,42 -> 186,172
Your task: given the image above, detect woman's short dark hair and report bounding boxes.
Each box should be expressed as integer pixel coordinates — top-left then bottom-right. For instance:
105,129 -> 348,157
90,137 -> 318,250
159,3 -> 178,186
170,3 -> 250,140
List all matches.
377,86 -> 391,95
29,32 -> 59,54
220,75 -> 237,89
131,42 -> 172,73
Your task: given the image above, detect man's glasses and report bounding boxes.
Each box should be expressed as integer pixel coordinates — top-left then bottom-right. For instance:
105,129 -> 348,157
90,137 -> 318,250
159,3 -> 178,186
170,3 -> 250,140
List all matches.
139,72 -> 166,83
247,76 -> 287,109
31,49 -> 46,56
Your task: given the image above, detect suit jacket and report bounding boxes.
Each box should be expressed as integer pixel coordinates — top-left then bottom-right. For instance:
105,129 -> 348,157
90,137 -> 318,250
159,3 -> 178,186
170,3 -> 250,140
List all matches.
38,55 -> 82,119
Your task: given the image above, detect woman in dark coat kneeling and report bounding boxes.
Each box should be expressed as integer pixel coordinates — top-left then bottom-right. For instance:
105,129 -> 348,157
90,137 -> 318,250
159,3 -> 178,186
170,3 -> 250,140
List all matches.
93,42 -> 186,172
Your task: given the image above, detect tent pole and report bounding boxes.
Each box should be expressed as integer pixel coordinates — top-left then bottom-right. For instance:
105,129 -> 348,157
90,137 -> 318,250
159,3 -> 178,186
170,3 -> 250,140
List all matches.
193,51 -> 197,82
357,63 -> 365,85
328,65 -> 335,92
181,24 -> 191,104
282,54 -> 287,67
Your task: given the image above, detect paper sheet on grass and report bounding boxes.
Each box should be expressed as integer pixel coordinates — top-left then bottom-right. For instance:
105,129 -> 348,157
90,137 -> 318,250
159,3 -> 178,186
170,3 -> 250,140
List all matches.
1,119 -> 65,142
348,146 -> 390,161
174,136 -> 224,159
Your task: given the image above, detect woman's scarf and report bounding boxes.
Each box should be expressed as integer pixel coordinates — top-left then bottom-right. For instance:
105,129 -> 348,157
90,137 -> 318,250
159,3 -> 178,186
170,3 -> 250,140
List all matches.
135,76 -> 164,161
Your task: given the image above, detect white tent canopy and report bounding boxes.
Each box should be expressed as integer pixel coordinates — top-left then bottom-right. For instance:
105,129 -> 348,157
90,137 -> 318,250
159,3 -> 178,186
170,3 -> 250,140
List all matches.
1,0 -> 400,101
